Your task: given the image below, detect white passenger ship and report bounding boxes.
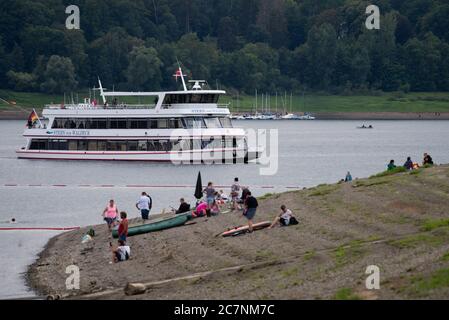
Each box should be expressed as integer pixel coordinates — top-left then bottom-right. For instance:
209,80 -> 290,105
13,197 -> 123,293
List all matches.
17,68 -> 259,163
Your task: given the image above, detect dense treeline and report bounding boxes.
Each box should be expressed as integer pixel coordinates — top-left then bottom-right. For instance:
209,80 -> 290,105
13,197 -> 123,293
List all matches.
0,0 -> 449,94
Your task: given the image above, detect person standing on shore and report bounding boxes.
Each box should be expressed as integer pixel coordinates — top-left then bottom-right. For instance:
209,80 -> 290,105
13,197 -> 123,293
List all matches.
102,199 -> 118,232
230,177 -> 241,211
136,192 -> 152,220
204,182 -> 216,209
243,191 -> 258,233
118,212 -> 129,243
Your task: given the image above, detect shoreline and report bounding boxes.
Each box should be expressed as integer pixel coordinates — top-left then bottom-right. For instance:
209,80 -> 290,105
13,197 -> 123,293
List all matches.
27,165 -> 449,300
3,110 -> 449,120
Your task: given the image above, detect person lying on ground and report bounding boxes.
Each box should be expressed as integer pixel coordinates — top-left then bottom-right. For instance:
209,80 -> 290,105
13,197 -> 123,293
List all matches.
111,240 -> 130,263
269,205 -> 299,228
118,211 -> 128,243
191,201 -> 208,218
174,198 -> 191,214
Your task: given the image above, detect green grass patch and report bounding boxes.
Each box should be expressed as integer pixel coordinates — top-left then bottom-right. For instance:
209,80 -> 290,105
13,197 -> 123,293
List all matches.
223,92 -> 449,113
440,252 -> 449,262
422,219 -> 449,232
308,184 -> 338,197
389,233 -> 444,249
411,268 -> 449,295
370,167 -> 407,179
333,288 -> 361,300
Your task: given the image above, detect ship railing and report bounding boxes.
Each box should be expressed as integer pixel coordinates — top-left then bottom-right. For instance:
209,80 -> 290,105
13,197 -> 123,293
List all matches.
160,103 -> 230,109
45,104 -> 155,110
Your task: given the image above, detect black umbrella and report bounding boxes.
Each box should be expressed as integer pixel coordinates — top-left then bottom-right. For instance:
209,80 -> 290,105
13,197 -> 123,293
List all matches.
194,171 -> 203,200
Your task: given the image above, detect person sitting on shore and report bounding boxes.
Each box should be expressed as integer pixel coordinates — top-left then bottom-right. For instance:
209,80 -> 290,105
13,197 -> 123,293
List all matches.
118,212 -> 129,243
174,198 -> 190,215
111,240 -> 130,263
423,153 -> 434,166
404,157 -> 414,170
387,160 -> 397,171
345,171 -> 353,182
102,199 -> 118,232
209,200 -> 220,216
269,205 -> 299,228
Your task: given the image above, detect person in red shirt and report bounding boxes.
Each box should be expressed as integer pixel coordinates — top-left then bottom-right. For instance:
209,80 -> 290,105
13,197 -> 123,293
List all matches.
118,211 -> 129,243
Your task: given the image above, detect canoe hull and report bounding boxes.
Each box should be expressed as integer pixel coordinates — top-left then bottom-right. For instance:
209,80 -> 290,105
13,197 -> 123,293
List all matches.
112,214 -> 188,238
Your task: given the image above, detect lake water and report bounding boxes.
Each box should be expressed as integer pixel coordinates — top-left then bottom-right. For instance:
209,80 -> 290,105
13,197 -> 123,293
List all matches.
1,119 -> 449,299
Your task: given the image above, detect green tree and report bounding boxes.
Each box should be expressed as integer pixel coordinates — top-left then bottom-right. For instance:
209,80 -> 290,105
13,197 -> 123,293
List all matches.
125,46 -> 163,91
40,55 -> 78,94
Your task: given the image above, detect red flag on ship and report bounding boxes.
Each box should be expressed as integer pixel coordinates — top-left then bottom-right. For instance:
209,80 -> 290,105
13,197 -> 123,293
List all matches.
173,68 -> 183,81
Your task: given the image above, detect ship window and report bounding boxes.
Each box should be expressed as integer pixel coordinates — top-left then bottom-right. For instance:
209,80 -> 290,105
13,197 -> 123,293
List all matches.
88,141 -> 97,151
183,118 -> 205,129
128,141 -> 138,151
169,118 -> 182,129
110,119 -> 127,129
78,140 -> 88,151
98,141 -> 107,151
30,139 -> 48,150
52,119 -> 65,129
157,119 -> 168,129
149,120 -> 158,129
147,141 -> 156,151
138,141 -> 147,151
204,118 -> 222,128
97,119 -> 107,129
48,140 -> 68,150
219,117 -> 233,128
129,119 -> 148,129
68,140 -> 77,150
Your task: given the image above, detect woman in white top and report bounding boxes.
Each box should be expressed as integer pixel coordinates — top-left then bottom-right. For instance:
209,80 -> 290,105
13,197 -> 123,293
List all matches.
269,205 -> 298,228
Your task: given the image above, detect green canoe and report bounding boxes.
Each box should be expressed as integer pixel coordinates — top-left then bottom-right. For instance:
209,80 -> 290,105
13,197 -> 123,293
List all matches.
112,213 -> 189,238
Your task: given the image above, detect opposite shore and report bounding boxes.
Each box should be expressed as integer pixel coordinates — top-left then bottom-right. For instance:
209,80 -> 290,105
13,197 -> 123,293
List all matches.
3,109 -> 449,121
28,165 -> 449,300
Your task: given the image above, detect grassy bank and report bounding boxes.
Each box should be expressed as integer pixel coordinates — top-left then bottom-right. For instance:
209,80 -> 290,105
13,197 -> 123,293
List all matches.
222,92 -> 449,113
28,165 -> 449,300
2,90 -> 449,113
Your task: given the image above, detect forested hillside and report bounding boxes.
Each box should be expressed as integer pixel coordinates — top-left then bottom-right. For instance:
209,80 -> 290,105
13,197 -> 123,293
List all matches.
1,0 -> 449,94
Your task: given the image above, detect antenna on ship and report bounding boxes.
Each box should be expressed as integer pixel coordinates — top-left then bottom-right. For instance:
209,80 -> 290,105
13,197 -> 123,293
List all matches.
97,77 -> 107,104
174,59 -> 188,92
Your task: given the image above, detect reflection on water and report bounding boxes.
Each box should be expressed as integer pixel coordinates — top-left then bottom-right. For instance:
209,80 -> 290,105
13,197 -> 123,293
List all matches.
1,119 -> 449,298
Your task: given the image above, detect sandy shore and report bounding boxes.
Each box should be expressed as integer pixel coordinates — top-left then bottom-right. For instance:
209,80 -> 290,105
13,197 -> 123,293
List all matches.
2,109 -> 449,120
28,165 -> 449,300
